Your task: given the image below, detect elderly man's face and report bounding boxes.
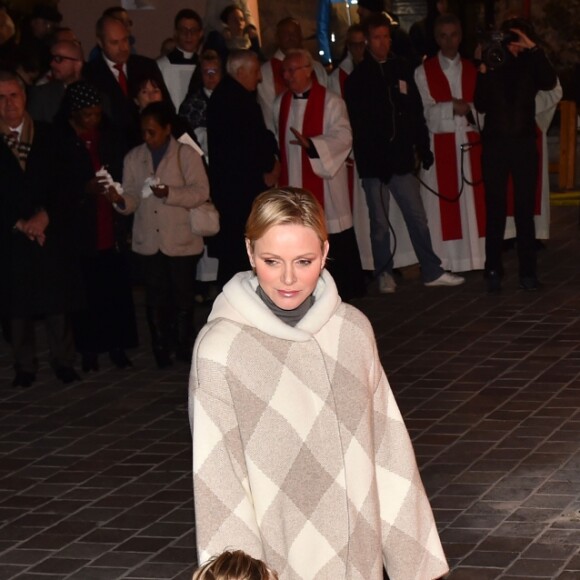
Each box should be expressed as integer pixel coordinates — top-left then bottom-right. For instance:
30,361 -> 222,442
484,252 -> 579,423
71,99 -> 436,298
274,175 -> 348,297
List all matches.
282,54 -> 312,94
0,80 -> 26,128
98,18 -> 131,65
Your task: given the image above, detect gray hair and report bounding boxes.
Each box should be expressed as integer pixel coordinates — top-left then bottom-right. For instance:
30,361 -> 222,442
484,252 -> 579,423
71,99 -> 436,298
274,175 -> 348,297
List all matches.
226,49 -> 258,78
283,48 -> 313,68
0,69 -> 26,90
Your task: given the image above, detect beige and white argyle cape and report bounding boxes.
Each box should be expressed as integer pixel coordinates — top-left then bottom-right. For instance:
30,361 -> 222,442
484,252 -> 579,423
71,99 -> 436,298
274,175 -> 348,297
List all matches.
189,270 -> 449,580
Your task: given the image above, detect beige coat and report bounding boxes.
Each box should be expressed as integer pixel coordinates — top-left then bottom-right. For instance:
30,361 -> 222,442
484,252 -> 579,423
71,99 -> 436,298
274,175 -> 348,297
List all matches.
190,271 -> 449,580
118,137 -> 209,257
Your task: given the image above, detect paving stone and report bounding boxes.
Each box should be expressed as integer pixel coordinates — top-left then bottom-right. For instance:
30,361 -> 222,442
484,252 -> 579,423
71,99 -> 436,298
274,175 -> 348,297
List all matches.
2,205 -> 580,578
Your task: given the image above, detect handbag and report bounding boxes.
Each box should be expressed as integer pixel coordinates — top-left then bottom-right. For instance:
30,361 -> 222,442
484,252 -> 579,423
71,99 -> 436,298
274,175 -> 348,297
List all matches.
190,199 -> 220,237
176,142 -> 220,237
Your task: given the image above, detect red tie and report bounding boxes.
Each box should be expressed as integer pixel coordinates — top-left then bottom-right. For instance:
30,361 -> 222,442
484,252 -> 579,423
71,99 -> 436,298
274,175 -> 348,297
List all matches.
114,63 -> 128,96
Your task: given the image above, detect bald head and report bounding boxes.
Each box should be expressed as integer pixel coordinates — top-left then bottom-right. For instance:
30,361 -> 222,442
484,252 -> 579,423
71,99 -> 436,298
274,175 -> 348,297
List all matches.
276,18 -> 303,54
50,40 -> 84,84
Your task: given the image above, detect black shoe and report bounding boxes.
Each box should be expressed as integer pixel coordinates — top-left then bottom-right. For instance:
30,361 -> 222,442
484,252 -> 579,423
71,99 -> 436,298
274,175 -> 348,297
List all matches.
109,349 -> 132,369
519,277 -> 542,291
81,352 -> 99,373
486,271 -> 502,294
12,371 -> 36,388
54,367 -> 81,383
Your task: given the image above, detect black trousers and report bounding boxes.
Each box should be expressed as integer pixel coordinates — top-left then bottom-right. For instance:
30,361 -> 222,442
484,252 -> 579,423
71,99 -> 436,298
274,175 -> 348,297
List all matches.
73,249 -> 138,353
11,314 -> 75,373
327,227 -> 366,301
482,137 -> 538,278
140,251 -> 198,312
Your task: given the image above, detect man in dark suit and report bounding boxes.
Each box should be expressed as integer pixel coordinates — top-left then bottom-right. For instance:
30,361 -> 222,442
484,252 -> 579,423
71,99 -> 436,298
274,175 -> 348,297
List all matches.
207,50 -> 279,286
83,14 -> 169,148
27,39 -> 84,123
0,70 -> 82,387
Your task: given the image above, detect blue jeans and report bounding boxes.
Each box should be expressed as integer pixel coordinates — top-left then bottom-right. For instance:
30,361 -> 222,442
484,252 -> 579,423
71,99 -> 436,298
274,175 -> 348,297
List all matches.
362,174 -> 443,283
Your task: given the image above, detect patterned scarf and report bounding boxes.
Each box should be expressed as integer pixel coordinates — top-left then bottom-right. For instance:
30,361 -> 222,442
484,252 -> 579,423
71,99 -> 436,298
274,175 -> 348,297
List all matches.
1,112 -> 34,170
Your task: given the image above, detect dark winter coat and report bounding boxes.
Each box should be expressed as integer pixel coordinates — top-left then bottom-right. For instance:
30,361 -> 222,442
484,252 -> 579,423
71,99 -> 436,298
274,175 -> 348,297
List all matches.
0,122 -> 83,317
344,51 -> 431,183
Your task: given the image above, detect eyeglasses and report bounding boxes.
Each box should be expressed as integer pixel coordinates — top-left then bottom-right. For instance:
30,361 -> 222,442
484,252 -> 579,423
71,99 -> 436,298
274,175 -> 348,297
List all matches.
177,26 -> 201,36
202,68 -> 219,76
51,54 -> 81,64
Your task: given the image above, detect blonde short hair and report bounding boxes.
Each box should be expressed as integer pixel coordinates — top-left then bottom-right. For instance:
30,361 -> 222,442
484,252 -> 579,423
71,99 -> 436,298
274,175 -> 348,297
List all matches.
192,550 -> 278,580
245,188 -> 328,251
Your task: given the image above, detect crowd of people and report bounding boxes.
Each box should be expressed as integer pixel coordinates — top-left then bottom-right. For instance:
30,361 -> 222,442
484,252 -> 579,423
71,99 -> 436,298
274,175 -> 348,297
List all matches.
0,2 -> 562,579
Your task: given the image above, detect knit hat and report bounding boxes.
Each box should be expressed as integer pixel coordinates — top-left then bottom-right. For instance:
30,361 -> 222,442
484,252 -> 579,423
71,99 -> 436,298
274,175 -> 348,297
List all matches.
64,81 -> 101,113
358,0 -> 385,12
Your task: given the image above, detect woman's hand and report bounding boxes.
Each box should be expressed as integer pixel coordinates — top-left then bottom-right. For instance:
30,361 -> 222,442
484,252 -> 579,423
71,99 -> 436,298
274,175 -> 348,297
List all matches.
151,184 -> 169,199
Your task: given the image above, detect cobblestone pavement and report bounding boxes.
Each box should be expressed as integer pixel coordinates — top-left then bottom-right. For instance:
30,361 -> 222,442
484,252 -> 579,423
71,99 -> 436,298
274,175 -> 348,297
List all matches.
1,205 -> 580,580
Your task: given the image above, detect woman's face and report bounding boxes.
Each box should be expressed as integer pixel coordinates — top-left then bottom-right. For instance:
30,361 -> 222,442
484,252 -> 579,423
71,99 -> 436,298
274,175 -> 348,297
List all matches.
246,224 -> 329,311
141,116 -> 171,150
135,81 -> 163,111
227,8 -> 246,37
72,105 -> 102,131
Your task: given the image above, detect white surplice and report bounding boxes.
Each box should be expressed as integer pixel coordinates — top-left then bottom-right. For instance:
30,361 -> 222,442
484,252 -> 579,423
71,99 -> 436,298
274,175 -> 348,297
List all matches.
415,52 -> 485,272
273,87 -> 352,234
156,56 -> 196,111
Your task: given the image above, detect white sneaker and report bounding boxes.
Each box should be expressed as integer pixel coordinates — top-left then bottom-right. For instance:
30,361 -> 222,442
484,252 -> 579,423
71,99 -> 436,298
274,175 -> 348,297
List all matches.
379,272 -> 397,294
424,272 -> 465,287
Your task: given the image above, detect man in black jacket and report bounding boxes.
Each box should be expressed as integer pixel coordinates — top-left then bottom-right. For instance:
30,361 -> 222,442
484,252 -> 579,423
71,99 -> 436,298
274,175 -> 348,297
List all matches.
207,50 -> 279,286
474,18 -> 557,292
0,71 -> 82,387
345,12 -> 463,293
83,15 -> 170,149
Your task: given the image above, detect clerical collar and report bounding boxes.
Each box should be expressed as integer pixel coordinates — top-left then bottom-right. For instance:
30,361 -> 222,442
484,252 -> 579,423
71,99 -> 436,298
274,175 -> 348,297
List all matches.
293,84 -> 312,99
178,48 -> 195,60
439,52 -> 460,70
256,285 -> 314,327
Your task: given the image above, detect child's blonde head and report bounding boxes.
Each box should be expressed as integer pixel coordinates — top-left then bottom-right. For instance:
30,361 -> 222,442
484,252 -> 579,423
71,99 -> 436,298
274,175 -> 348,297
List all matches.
192,550 -> 279,580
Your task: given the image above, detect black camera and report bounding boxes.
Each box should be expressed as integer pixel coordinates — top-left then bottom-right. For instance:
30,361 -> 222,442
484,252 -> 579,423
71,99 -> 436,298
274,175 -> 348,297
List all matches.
478,30 -> 519,69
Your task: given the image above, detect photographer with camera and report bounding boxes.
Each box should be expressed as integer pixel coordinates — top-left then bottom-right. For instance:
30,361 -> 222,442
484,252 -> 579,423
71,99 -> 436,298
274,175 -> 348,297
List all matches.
474,18 -> 557,292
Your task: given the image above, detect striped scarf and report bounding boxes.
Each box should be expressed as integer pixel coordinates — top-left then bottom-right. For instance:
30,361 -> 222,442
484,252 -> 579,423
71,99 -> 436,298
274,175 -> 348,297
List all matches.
1,112 -> 34,170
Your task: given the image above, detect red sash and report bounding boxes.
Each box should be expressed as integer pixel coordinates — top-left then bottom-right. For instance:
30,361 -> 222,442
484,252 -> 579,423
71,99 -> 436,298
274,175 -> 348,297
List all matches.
424,56 -> 486,241
270,57 -> 286,97
339,67 -> 348,97
506,125 -> 543,216
278,82 -> 326,207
